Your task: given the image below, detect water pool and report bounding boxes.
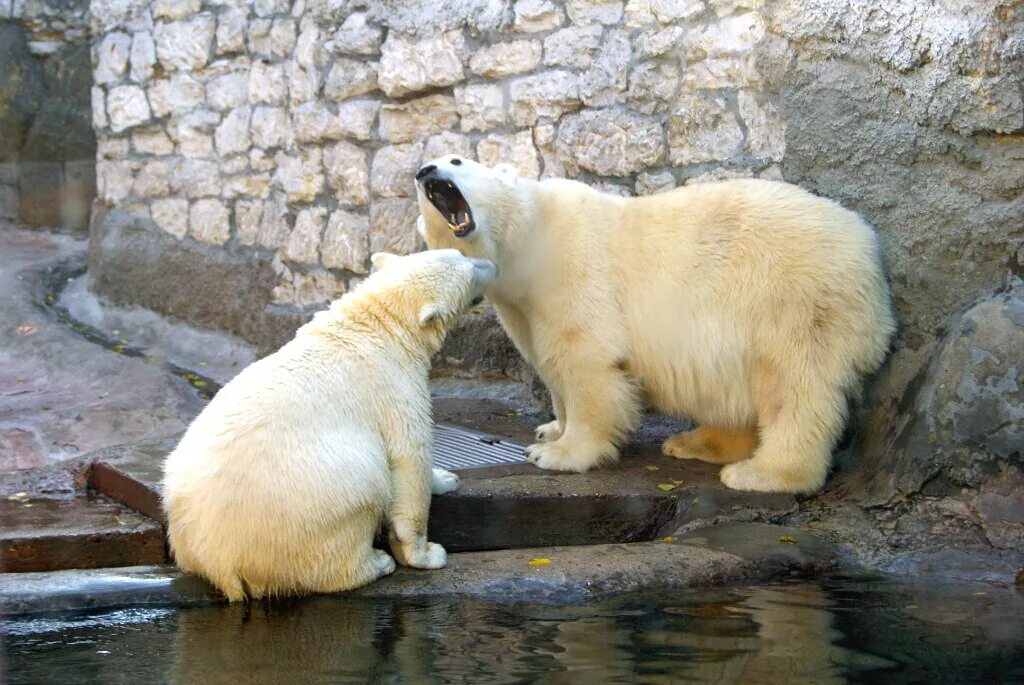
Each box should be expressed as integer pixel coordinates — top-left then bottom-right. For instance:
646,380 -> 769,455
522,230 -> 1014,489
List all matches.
4,576 -> 1023,684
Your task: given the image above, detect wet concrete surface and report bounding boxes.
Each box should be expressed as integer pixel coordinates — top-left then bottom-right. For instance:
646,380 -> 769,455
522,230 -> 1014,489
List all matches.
0,523 -> 836,615
1,493 -> 165,572
0,228 -> 206,469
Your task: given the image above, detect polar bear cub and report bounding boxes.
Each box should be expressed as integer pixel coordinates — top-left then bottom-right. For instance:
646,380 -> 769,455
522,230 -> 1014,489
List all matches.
415,156 -> 895,494
162,249 -> 497,600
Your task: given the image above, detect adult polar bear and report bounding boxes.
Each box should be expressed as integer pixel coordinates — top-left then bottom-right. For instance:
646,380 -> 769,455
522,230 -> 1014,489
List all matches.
415,156 -> 895,494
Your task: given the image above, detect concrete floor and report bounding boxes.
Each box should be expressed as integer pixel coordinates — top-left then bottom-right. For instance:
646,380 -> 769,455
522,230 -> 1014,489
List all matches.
0,226 -> 249,471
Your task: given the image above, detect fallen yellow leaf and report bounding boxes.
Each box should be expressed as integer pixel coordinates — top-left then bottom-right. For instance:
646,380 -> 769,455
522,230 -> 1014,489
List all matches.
643,465 -> 659,471
528,558 -> 551,566
657,483 -> 676,492
779,536 -> 797,544
662,536 -> 678,542
670,478 -> 684,485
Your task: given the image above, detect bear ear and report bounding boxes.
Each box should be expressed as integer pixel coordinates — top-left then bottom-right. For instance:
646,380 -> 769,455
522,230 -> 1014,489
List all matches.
418,303 -> 449,327
370,252 -> 399,272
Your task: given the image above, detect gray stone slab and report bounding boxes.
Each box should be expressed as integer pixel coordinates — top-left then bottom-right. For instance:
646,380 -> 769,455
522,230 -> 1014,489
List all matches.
0,523 -> 835,615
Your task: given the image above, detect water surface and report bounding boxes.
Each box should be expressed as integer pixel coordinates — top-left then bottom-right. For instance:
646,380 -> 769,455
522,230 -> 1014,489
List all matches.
4,576 -> 1023,684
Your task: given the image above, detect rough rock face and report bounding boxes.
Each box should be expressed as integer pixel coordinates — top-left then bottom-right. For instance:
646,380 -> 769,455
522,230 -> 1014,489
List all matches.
84,0 -> 1023,566
0,1 -> 95,229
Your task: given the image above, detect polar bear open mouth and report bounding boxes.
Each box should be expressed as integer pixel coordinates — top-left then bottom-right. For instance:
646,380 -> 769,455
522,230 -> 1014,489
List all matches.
423,178 -> 476,237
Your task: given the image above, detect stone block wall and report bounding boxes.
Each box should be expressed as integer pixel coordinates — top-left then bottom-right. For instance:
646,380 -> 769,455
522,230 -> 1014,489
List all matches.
1,0 -> 96,230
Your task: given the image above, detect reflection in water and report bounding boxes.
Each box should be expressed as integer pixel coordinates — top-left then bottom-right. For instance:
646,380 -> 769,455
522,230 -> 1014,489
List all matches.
4,578 -> 1024,684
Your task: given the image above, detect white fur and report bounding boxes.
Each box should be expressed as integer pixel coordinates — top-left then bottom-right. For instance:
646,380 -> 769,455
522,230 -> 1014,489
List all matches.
162,249 -> 495,600
416,156 -> 896,494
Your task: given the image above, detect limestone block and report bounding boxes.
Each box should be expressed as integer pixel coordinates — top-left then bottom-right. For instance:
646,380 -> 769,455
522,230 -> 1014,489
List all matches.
514,0 -> 565,32
106,84 -> 151,132
286,62 -> 321,108
668,93 -> 744,165
509,70 -> 581,127
190,198 -> 231,245
557,109 -> 664,175
624,0 -> 703,26
92,86 -> 108,130
369,197 -> 423,255
636,170 -> 676,195
132,159 -> 172,197
152,198 -> 189,238
543,25 -> 603,69
215,106 -> 252,156
469,40 -> 542,78
377,31 -> 464,97
206,71 -> 249,111
335,100 -> 380,141
153,0 -> 199,22
628,61 -> 680,114
634,25 -> 682,58
686,13 -> 765,59
681,55 -> 760,89
95,32 -> 131,84
222,173 -> 270,199
579,29 -> 631,107
130,31 -> 157,81
216,8 -> 248,55
132,127 -> 174,155
737,91 -> 785,162
285,206 -> 327,264
292,101 -> 344,144
324,140 -> 369,206
322,209 -> 371,274
533,123 -> 565,178
370,143 -> 424,198
153,14 -> 216,72
379,94 -> 459,143
251,106 -> 290,149
248,18 -> 272,55
148,74 -> 204,117
97,159 -> 135,204
171,109 -> 220,158
323,58 -> 378,100
423,131 -> 474,162
235,198 -> 262,245
273,148 -> 323,203
257,192 -> 290,249
477,131 -> 540,179
455,85 -> 505,133
249,59 -> 287,104
172,159 -> 222,198
332,12 -> 382,55
566,0 -> 623,25
269,17 -> 296,57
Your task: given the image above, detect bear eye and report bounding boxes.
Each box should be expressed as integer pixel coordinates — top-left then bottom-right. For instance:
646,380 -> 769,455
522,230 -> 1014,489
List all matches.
450,158 -> 462,166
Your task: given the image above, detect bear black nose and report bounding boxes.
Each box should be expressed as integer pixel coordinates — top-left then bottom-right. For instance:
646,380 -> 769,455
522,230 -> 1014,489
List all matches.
415,164 -> 437,181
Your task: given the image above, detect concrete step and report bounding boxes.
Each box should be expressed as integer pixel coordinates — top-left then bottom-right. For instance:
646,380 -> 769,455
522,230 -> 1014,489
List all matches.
0,523 -> 835,615
0,493 -> 165,573
85,399 -> 798,553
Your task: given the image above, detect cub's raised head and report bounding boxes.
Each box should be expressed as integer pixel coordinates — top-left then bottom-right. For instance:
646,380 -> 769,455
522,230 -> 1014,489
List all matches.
365,249 -> 497,330
414,155 -> 524,261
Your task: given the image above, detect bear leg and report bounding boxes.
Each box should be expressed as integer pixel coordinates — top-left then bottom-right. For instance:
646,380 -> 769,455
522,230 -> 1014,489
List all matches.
719,362 -> 843,494
662,425 -> 756,464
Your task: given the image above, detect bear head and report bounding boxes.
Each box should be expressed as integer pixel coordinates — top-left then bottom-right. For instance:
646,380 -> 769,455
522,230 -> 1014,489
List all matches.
414,155 -> 525,265
363,249 -> 497,331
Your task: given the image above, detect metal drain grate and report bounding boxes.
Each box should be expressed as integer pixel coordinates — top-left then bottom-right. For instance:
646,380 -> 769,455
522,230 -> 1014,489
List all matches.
432,424 -> 527,471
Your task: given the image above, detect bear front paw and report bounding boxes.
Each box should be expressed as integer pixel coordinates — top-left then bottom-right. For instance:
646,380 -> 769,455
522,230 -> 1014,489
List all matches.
431,468 -> 459,495
525,440 -> 614,472
534,420 -> 564,443
408,542 -> 447,570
